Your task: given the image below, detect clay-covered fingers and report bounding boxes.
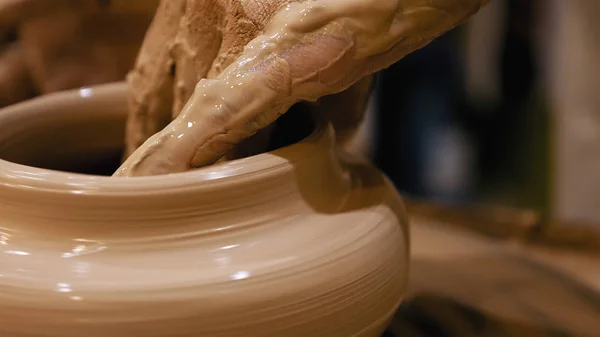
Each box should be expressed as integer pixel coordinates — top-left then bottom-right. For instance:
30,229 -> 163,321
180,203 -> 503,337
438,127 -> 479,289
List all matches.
123,0 -> 285,161
115,28 -> 372,177
124,0 -> 234,158
124,0 -> 186,158
114,69 -> 283,177
169,0 -> 225,116
117,0 -> 491,177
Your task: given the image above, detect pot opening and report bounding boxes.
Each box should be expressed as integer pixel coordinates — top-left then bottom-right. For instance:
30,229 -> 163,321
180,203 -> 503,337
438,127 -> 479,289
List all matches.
0,106 -> 127,176
0,102 -> 316,176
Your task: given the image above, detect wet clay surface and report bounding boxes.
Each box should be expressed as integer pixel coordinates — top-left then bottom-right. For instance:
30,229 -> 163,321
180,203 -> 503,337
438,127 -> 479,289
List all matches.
118,0 -> 490,177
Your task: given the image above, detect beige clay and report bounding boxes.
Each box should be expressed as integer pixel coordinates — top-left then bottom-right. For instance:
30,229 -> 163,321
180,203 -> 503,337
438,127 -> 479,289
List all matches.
117,0 -> 490,176
0,83 -> 409,336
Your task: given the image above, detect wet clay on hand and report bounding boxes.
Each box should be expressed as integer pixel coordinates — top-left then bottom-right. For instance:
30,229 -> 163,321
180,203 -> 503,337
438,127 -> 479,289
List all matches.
116,0 -> 490,177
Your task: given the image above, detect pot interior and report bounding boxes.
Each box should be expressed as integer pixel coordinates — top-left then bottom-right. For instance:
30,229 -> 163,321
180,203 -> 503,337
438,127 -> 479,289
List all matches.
0,100 -> 315,176
0,97 -> 127,175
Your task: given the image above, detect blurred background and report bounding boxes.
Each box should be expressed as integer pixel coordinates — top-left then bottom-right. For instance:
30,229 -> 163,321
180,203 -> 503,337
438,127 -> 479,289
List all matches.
1,0 -> 599,226
365,0 -> 600,227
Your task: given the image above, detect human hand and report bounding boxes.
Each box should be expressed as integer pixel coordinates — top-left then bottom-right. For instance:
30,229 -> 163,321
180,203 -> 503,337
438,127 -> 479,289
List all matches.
0,0 -> 157,107
116,0 -> 490,177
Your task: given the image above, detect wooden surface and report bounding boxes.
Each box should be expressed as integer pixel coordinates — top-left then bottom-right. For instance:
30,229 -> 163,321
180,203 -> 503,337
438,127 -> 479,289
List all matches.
383,216 -> 600,337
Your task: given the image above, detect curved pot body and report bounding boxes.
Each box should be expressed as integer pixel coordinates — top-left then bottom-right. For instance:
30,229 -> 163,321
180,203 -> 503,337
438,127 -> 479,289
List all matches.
0,83 -> 409,337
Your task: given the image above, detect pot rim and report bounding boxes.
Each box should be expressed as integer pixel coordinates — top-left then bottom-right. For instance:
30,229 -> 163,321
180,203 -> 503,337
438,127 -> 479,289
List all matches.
0,82 -> 333,196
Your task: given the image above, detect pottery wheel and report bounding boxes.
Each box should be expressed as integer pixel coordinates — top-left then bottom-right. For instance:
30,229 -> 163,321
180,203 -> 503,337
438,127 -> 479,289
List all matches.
382,219 -> 600,337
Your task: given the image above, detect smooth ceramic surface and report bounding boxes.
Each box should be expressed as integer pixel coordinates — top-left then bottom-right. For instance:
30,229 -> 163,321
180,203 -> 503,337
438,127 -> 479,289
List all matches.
0,82 -> 409,336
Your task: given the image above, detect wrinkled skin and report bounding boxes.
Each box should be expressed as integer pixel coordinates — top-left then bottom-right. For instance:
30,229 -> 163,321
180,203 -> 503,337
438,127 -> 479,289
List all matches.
112,0 -> 490,176
0,0 -> 156,107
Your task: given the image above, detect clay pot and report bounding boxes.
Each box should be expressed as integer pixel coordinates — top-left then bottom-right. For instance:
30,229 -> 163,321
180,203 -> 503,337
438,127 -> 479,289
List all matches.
0,82 -> 409,336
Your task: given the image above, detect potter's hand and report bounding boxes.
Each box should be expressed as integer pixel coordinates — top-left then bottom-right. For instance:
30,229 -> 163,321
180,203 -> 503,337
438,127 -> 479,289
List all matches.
0,0 -> 156,107
116,0 -> 490,177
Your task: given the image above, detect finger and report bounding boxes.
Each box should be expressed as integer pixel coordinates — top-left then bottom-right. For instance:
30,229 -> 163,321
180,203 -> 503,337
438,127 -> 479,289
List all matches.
119,0 -> 348,173
0,42 -> 35,107
115,28 -> 361,177
205,0 -> 276,161
114,67 -> 284,177
123,0 -> 278,168
170,0 -> 225,117
168,0 -> 274,164
123,0 -> 186,159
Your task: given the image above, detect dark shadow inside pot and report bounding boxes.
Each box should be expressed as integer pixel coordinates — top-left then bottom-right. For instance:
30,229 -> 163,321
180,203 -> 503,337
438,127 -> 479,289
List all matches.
0,105 -> 127,176
266,102 -> 316,152
0,102 -> 315,176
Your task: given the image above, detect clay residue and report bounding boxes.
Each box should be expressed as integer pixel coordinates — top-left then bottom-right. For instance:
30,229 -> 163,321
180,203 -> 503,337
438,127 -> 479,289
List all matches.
117,0 -> 489,177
